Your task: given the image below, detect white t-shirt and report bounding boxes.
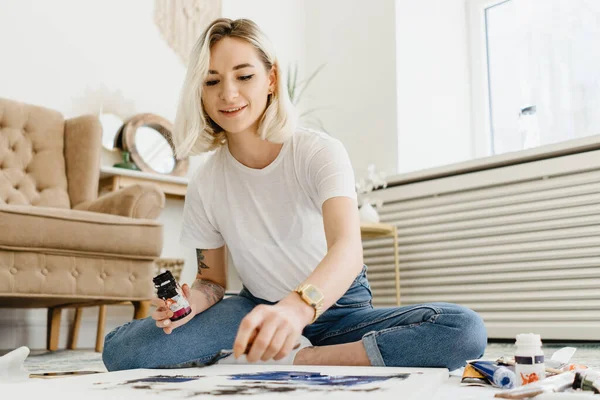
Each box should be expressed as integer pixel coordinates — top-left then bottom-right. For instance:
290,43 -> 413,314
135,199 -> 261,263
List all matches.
179,128 -> 357,302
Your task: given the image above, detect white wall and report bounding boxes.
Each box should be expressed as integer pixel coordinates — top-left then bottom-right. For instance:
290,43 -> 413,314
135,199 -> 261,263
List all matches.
0,0 -> 184,121
0,0 -> 306,350
395,0 -> 473,173
303,0 -> 399,180
301,0 -> 472,179
222,0 -> 307,76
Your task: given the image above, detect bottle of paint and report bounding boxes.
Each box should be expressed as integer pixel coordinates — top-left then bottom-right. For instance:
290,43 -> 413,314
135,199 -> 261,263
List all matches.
153,270 -> 192,321
514,333 -> 545,386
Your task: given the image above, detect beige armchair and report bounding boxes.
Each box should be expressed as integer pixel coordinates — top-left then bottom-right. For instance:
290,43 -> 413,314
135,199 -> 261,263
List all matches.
0,98 -> 165,351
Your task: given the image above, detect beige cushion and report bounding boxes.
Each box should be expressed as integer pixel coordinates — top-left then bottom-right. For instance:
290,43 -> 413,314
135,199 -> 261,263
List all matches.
0,99 -> 71,208
64,115 -> 102,208
0,251 -> 154,302
74,183 -> 165,220
0,204 -> 162,258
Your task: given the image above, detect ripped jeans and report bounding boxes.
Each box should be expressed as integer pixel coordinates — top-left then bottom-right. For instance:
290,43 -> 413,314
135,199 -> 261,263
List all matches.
102,266 -> 487,371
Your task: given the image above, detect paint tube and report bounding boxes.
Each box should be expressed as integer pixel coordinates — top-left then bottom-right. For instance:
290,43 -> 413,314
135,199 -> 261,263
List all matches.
470,361 -> 516,389
572,370 -> 600,394
461,363 -> 490,387
561,363 -> 588,372
494,371 -> 575,399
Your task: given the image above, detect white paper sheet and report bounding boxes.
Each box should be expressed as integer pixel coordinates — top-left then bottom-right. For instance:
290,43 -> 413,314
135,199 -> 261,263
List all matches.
9,364 -> 449,400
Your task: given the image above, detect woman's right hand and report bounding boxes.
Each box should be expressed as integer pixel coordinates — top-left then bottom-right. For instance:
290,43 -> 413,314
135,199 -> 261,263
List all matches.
151,283 -> 195,334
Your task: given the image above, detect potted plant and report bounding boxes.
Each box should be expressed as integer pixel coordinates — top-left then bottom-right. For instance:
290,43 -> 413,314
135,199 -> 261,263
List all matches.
355,164 -> 388,223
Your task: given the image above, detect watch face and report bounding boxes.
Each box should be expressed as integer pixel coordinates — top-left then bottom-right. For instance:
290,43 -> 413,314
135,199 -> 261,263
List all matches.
304,285 -> 323,304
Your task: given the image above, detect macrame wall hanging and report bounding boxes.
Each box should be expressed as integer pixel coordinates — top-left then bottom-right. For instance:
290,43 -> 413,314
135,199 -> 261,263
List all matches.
154,0 -> 222,65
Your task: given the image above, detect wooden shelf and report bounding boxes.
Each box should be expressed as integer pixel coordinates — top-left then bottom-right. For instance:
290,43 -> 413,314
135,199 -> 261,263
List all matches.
99,166 -> 189,198
360,222 -> 396,239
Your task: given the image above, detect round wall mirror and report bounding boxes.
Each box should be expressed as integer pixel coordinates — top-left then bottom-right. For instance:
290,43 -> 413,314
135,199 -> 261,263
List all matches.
135,126 -> 176,174
120,113 -> 188,176
99,113 -> 124,152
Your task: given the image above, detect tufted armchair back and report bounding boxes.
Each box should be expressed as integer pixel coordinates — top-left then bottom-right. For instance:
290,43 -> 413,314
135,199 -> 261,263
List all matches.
0,98 -> 102,209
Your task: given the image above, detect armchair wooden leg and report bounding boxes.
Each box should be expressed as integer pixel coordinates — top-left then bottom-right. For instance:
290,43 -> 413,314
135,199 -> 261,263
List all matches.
47,307 -> 61,351
95,305 -> 107,353
68,308 -> 83,350
132,300 -> 151,320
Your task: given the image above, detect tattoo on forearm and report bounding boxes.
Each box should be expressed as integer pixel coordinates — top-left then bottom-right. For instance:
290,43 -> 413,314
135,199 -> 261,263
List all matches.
192,279 -> 225,305
196,249 -> 209,274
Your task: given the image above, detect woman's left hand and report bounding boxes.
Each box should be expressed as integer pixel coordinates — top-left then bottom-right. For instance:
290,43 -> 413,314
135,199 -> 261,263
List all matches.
233,299 -> 313,362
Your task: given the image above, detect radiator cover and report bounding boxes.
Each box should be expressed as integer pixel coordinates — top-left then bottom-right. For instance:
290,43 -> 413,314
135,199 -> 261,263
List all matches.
364,148 -> 600,340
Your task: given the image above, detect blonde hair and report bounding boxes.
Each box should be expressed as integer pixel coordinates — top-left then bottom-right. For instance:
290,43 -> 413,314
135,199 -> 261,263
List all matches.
173,18 -> 297,158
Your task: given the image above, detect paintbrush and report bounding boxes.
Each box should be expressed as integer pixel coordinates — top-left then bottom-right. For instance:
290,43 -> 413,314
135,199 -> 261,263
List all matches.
29,371 -> 102,379
157,342 -> 253,369
160,339 -> 302,369
212,341 -> 303,365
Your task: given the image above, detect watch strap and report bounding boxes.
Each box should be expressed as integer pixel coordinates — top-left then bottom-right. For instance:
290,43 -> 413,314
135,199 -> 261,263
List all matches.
294,284 -> 324,324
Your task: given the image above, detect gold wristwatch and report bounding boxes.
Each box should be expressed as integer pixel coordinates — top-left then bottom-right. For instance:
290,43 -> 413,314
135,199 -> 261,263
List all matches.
294,283 -> 324,324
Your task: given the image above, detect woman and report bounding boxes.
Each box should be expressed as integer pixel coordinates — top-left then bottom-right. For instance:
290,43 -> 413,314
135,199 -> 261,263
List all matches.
102,18 -> 487,371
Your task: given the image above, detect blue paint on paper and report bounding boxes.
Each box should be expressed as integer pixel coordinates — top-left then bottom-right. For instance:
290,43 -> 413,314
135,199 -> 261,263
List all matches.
122,375 -> 202,384
228,371 -> 409,386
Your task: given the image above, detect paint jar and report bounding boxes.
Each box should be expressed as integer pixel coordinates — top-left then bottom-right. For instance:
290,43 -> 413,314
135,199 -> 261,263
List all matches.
514,333 -> 545,386
153,270 -> 192,321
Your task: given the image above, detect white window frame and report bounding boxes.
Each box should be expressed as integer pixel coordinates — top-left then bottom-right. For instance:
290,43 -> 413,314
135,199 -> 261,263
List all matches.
467,0 -> 512,158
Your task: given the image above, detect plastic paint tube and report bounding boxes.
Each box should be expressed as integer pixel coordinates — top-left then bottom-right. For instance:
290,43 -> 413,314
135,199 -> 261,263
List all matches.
461,363 -> 490,387
561,363 -> 588,372
470,361 -> 516,389
572,370 -> 600,394
494,371 -> 575,399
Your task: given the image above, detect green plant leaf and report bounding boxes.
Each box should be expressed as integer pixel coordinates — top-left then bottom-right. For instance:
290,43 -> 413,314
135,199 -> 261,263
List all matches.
285,62 -> 330,134
304,115 -> 329,134
299,107 -> 322,117
287,64 -> 293,101
291,63 -> 299,104
295,63 -> 326,104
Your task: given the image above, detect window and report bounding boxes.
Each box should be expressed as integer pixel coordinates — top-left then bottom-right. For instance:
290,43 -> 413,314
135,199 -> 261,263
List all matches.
469,0 -> 600,157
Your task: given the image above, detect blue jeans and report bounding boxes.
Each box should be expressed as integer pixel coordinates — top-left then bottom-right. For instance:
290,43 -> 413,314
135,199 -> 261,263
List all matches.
102,266 -> 487,371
